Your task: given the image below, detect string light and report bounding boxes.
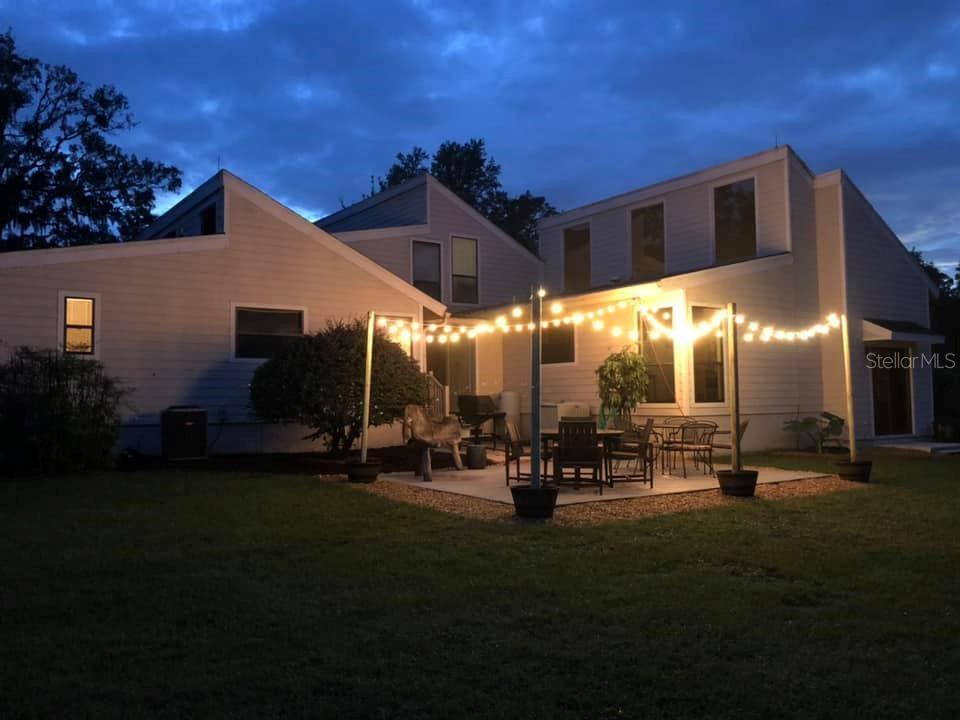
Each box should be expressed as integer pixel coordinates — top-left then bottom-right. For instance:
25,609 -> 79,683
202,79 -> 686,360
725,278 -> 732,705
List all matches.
410,295 -> 843,349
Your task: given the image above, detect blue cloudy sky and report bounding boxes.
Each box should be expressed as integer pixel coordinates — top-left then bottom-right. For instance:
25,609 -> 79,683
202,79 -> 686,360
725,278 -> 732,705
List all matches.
6,0 -> 959,269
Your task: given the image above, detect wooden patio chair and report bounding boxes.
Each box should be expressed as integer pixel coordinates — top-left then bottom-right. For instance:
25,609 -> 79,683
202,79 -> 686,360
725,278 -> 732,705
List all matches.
552,417 -> 604,494
606,417 -> 655,487
504,420 -> 552,486
661,421 -> 718,478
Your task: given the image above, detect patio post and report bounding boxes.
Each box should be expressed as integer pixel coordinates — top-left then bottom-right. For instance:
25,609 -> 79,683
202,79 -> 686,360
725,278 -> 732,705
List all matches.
360,309 -> 375,464
725,302 -> 742,472
530,286 -> 543,489
840,313 -> 858,463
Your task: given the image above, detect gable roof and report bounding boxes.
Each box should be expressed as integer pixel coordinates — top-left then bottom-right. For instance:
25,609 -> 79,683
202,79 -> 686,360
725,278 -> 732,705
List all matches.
316,174 -> 428,232
220,171 -> 447,315
317,173 -> 543,264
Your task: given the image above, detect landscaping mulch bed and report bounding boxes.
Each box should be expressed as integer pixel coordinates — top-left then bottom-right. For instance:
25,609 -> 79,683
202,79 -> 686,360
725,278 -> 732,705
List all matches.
355,475 -> 866,526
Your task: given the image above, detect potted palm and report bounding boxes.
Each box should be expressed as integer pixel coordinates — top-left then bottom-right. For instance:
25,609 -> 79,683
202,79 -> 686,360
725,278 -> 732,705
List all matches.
595,349 -> 649,429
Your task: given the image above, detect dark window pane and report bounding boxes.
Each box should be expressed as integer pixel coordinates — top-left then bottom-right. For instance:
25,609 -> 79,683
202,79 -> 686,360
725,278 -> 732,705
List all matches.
235,308 -> 303,359
200,203 -> 217,235
452,275 -> 478,304
414,280 -> 442,301
631,203 -> 664,281
413,241 -> 441,292
563,225 -> 591,292
542,326 -> 575,364
639,309 -> 675,402
714,178 -> 756,263
692,306 -> 725,403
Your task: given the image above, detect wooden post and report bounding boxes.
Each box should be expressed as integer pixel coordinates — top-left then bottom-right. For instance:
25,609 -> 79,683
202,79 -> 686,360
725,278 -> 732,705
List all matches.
725,302 -> 742,472
530,287 -> 543,489
840,313 -> 858,463
360,310 -> 375,464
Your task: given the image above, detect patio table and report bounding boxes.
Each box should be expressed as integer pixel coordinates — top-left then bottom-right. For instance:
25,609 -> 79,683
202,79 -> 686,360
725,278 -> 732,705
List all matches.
540,428 -> 624,484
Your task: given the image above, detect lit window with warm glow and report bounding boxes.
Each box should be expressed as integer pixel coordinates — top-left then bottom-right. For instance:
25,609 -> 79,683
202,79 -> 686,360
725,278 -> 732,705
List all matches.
692,306 -> 725,403
639,306 -> 675,402
63,297 -> 95,354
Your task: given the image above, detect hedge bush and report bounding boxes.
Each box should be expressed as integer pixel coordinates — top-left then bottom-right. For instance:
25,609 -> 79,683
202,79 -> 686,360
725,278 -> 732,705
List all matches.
0,347 -> 126,475
250,319 -> 427,456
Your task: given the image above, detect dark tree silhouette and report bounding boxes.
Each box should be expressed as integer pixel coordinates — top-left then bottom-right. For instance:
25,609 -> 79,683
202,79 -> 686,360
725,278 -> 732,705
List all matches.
0,31 -> 181,252
375,138 -> 555,254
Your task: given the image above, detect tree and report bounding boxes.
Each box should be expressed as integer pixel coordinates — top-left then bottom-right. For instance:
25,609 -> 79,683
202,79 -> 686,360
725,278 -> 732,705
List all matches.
375,138 -> 556,254
909,248 -> 956,299
249,319 -> 427,456
0,30 -> 181,252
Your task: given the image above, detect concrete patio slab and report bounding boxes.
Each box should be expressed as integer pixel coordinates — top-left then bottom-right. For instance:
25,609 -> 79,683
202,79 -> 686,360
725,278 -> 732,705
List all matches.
382,459 -> 830,506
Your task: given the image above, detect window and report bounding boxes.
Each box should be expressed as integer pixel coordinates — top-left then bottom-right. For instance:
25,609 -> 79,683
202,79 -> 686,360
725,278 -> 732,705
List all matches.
541,326 -> 575,365
563,225 -> 591,292
413,241 -> 441,300
639,308 -> 675,402
451,236 -> 478,304
692,306 -> 725,403
235,307 -> 303,359
63,297 -> 95,354
714,178 -> 756,263
631,203 -> 665,281
200,203 -> 217,235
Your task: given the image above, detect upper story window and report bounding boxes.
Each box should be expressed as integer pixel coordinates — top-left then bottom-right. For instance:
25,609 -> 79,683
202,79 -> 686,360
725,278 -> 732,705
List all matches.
412,241 -> 442,301
639,308 -> 675,403
563,225 -> 591,292
542,326 -> 575,365
691,306 -> 725,403
235,307 -> 303,359
714,178 -> 756,263
200,203 -> 217,235
631,203 -> 665,281
63,296 -> 95,354
451,236 -> 478,304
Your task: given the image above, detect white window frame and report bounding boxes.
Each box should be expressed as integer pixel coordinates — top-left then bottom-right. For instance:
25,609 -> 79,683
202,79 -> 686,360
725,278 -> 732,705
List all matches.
540,323 -> 578,368
559,220 -> 593,293
58,290 -> 102,359
449,233 -> 480,306
687,302 -> 728,409
708,172 -> 759,266
632,299 -> 682,407
626,197 -> 668,282
229,302 -> 308,363
410,238 -> 443,303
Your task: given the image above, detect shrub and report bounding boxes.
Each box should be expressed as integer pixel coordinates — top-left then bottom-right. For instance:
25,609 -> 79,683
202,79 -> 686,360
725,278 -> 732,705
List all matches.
783,411 -> 845,453
250,319 -> 427,456
0,347 -> 126,475
596,349 -> 649,428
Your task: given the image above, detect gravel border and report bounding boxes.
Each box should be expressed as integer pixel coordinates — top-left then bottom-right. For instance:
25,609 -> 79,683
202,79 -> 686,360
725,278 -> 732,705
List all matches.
352,475 -> 866,526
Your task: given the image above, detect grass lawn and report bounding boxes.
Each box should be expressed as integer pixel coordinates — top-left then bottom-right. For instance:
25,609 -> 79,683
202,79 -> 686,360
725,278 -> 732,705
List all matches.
2,452 -> 958,719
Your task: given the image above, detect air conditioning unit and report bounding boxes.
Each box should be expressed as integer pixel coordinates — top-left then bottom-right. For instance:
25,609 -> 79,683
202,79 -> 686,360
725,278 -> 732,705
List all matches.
161,406 -> 208,461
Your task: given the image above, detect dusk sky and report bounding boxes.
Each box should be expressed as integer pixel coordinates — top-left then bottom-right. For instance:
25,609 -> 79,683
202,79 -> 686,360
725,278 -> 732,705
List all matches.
8,1 -> 959,270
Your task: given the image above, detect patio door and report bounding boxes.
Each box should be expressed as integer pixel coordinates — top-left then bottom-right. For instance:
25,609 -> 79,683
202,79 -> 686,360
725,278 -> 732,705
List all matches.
426,341 -> 475,412
871,346 -> 913,436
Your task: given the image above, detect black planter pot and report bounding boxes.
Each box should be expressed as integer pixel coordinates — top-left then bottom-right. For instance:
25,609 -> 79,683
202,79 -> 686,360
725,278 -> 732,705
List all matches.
716,469 -> 759,497
510,484 -> 559,519
836,460 -> 872,483
347,461 -> 381,483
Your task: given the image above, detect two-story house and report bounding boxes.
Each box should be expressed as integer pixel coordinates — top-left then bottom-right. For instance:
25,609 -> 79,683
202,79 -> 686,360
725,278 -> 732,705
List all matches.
316,173 -> 543,409
463,146 -> 941,449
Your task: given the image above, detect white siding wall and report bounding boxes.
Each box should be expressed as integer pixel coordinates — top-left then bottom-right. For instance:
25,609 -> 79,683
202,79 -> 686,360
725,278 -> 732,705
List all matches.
0,184 -> 427,453
540,158 -> 790,293
840,177 -> 935,438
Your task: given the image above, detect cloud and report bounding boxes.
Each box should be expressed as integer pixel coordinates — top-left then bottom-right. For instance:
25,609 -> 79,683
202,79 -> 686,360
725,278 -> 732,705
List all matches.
5,0 -> 959,267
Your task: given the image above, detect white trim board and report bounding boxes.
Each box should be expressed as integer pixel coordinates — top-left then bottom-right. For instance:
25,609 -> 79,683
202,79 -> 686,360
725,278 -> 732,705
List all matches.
0,234 -> 229,269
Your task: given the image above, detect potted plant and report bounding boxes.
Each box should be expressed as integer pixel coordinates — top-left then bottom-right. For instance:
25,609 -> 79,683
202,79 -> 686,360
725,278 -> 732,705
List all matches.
783,411 -> 845,454
510,483 -> 559,518
595,349 -> 649,429
716,467 -> 759,496
835,456 -> 872,482
249,318 -> 428,483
